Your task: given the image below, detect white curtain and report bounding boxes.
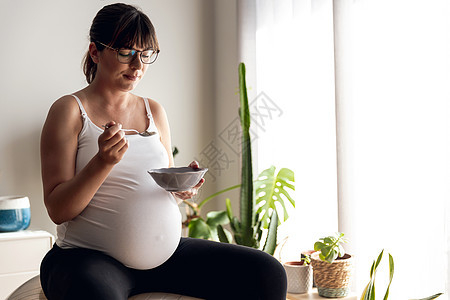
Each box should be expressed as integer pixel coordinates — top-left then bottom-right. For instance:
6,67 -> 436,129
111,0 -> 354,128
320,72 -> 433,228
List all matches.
238,0 -> 339,261
334,0 -> 449,297
238,0 -> 450,298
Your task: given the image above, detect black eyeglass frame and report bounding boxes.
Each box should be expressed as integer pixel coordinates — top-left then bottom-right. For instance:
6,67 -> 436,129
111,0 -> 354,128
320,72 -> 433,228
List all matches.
95,41 -> 160,64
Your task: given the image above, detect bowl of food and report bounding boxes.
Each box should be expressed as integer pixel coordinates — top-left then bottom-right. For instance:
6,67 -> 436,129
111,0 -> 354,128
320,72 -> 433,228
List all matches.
0,196 -> 31,232
148,167 -> 208,192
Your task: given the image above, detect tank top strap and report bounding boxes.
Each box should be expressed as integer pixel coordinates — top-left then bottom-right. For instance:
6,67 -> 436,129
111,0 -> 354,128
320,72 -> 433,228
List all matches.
71,94 -> 87,120
142,98 -> 154,124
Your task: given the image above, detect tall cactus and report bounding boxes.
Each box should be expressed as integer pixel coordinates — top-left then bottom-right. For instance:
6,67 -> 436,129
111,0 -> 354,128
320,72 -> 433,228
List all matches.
238,62 -> 257,247
222,63 -> 274,251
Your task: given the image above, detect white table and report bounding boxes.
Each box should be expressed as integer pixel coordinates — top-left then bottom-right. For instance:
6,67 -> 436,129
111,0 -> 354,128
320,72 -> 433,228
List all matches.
0,230 -> 54,300
287,289 -> 358,299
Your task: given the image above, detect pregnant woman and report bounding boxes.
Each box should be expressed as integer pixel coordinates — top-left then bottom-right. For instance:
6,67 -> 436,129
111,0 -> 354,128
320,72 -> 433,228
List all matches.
39,3 -> 286,300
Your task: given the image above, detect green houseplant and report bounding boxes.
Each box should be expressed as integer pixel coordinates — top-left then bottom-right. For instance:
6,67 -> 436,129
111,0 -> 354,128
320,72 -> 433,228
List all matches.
361,249 -> 442,300
184,63 -> 295,255
283,254 -> 313,294
185,165 -> 294,247
314,232 -> 348,263
311,232 -> 353,298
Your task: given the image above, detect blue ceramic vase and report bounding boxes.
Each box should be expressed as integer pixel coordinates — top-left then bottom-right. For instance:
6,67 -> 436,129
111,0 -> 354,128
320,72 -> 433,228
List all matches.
0,196 -> 31,232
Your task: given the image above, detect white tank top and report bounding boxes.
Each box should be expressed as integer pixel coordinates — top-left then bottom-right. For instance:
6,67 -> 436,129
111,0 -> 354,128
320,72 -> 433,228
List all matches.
56,95 -> 182,270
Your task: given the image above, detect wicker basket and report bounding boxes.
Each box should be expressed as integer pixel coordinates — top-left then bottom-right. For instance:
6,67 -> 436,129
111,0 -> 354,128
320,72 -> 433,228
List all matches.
310,252 -> 353,298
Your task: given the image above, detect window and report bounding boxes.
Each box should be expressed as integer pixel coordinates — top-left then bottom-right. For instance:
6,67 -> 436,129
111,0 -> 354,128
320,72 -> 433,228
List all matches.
239,0 -> 450,297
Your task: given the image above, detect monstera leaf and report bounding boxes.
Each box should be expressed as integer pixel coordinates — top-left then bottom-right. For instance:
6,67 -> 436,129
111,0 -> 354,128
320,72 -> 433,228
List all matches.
255,166 -> 295,229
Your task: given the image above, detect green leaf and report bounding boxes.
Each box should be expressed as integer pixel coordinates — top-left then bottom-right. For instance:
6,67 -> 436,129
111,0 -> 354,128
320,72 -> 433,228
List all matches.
360,283 -> 370,300
217,224 -> 232,243
410,293 -> 443,300
262,210 -> 278,255
369,282 -> 376,300
198,184 -> 241,209
324,237 -> 334,244
172,146 -> 179,158
315,233 -> 347,263
369,260 -> 376,278
231,216 -> 240,232
239,63 -> 250,131
188,218 -> 211,239
274,196 -> 289,223
375,250 -> 384,270
234,233 -> 243,245
388,254 -> 394,279
383,253 -> 394,300
328,249 -> 338,263
254,213 -> 263,244
314,241 -> 325,251
278,167 -> 295,182
321,246 -> 331,257
319,253 -> 326,261
255,166 -> 295,229
225,198 -> 233,221
206,210 -> 229,227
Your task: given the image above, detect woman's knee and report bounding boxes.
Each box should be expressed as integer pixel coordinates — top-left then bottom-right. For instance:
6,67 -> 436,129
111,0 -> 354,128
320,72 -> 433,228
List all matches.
41,247 -> 133,300
252,251 -> 287,299
63,270 -> 129,300
70,253 -> 133,299
262,253 -> 287,282
223,246 -> 287,299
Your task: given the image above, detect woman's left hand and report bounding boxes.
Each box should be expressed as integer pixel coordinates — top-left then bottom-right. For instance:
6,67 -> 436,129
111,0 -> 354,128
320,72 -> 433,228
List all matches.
171,161 -> 205,201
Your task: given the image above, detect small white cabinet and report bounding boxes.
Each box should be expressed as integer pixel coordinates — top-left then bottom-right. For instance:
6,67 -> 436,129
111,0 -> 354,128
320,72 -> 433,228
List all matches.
0,230 -> 54,300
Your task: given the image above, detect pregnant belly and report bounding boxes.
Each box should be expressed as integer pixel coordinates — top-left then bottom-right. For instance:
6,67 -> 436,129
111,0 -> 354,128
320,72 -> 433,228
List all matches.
109,193 -> 182,269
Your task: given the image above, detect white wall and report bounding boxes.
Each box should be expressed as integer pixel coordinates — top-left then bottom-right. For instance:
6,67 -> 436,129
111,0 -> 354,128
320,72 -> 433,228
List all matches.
0,0 -> 239,236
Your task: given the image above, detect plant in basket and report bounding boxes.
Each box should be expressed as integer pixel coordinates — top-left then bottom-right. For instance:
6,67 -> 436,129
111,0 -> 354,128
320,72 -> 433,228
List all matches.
311,232 -> 353,298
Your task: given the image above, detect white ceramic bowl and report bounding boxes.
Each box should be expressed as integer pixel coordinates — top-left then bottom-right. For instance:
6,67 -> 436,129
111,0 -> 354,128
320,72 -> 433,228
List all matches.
148,167 -> 208,192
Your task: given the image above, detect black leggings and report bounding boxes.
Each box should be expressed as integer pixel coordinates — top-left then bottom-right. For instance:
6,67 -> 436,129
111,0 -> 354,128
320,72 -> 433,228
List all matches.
40,237 -> 287,300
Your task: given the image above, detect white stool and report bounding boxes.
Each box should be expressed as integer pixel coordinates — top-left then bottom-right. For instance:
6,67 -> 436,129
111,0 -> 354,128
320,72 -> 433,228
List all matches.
7,275 -> 203,300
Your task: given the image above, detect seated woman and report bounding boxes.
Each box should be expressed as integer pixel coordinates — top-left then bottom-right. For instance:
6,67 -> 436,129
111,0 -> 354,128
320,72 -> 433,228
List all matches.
39,3 -> 287,300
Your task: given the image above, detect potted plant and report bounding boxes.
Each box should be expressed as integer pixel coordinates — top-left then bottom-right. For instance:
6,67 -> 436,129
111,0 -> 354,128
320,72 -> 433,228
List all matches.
311,232 -> 353,298
361,249 -> 442,300
185,164 -> 294,247
184,63 -> 295,255
283,254 -> 313,294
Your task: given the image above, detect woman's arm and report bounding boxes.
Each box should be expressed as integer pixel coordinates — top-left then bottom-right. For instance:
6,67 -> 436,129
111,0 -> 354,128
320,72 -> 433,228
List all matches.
149,99 -> 204,202
41,96 -> 128,224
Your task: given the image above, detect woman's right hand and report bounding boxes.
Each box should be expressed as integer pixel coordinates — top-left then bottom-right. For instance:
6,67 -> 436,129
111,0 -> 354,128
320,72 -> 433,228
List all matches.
98,121 -> 129,165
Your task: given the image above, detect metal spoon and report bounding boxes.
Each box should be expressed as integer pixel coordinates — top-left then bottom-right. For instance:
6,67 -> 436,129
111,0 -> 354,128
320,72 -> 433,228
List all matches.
102,125 -> 156,137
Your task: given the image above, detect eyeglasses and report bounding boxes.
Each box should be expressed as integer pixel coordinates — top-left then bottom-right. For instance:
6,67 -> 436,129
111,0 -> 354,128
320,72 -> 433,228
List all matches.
96,41 -> 160,64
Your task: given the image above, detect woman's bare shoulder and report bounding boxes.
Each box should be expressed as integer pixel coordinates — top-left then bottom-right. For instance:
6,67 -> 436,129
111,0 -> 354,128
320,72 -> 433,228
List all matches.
48,95 -> 80,114
44,95 -> 83,133
146,97 -> 166,116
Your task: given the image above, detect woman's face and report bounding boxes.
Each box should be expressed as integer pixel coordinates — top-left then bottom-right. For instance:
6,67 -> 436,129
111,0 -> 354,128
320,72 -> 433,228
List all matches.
95,43 -> 149,92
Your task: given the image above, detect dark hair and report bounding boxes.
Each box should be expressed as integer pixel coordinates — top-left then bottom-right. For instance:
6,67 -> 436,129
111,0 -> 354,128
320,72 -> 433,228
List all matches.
82,3 -> 159,83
